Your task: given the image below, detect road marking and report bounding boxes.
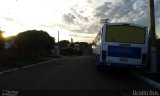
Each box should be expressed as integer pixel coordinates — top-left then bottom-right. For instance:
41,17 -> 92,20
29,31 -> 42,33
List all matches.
0,57 -> 64,75
22,58 -> 64,69
22,64 -> 36,69
22,59 -> 57,69
130,71 -> 160,90
0,68 -> 18,75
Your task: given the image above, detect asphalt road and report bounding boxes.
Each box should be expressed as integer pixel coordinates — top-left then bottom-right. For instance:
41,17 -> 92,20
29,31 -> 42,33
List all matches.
0,55 -> 157,96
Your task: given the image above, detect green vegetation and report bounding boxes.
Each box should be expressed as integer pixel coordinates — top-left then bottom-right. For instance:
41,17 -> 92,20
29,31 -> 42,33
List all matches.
57,40 -> 70,48
58,41 -> 92,56
0,29 -> 92,69
0,30 -> 5,51
15,30 -> 55,57
60,48 -> 82,56
0,30 -> 55,69
0,55 -> 51,68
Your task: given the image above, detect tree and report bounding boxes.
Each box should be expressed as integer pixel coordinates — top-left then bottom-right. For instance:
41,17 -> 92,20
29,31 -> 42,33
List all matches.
0,30 -> 5,51
58,40 -> 70,48
79,42 -> 89,47
80,42 -> 93,54
15,30 -> 55,56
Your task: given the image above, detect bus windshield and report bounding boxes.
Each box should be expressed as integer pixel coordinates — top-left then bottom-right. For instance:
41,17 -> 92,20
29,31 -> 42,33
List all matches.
106,25 -> 145,44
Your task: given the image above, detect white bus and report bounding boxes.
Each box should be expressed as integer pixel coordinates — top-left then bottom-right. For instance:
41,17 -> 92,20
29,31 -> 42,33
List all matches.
92,23 -> 148,70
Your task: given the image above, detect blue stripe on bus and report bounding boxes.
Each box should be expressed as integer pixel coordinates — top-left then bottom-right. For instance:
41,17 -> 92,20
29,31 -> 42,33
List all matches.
108,46 -> 141,59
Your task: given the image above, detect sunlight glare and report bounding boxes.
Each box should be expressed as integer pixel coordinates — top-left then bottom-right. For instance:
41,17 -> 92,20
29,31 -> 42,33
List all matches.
2,33 -> 9,38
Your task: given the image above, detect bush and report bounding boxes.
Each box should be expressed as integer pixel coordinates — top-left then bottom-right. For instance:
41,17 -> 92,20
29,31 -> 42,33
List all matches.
0,48 -> 20,67
60,48 -> 82,56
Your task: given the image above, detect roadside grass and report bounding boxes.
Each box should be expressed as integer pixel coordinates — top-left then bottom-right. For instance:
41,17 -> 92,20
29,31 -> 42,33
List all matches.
0,56 -> 53,68
0,49 -> 54,69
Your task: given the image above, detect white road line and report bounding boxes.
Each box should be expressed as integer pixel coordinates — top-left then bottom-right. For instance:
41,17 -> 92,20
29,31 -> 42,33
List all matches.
130,71 -> 160,90
22,59 -> 56,69
22,58 -> 63,69
0,68 -> 18,75
13,68 -> 18,71
0,58 -> 64,75
22,64 -> 35,69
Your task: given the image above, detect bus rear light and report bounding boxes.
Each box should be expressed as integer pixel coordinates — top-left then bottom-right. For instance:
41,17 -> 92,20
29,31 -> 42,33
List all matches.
102,50 -> 106,61
142,54 -> 147,64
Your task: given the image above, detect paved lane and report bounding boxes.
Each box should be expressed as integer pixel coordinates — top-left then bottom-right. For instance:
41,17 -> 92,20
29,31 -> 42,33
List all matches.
0,56 -> 156,95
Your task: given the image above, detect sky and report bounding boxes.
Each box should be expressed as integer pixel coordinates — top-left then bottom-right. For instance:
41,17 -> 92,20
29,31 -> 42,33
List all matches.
0,0 -> 160,43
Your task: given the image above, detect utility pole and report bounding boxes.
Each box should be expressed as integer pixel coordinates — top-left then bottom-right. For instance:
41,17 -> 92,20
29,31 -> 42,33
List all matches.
58,30 -> 59,43
56,30 -> 60,56
149,0 -> 157,73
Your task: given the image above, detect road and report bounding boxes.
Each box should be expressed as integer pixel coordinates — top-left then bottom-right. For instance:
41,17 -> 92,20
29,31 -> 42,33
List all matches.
0,55 -> 157,96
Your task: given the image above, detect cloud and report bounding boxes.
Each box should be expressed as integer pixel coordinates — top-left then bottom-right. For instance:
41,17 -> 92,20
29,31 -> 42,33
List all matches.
93,0 -> 151,26
44,0 -> 160,39
154,0 -> 160,35
61,5 -> 96,35
155,0 -> 160,21
41,0 -> 160,41
94,2 -> 112,18
87,0 -> 92,3
91,0 -> 160,37
69,33 -> 95,39
70,7 -> 89,22
0,16 -> 14,22
62,13 -> 76,24
107,0 -> 136,20
1,0 -> 160,42
69,33 -> 79,37
61,5 -> 91,33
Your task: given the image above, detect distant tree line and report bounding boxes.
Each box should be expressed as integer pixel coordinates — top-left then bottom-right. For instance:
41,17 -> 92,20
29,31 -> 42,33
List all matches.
0,29 -> 92,58
0,29 -> 91,68
56,40 -> 92,56
57,40 -> 70,49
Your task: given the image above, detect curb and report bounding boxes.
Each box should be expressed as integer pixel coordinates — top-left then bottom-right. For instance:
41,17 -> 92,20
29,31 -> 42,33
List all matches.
130,71 -> 160,90
0,58 -> 63,75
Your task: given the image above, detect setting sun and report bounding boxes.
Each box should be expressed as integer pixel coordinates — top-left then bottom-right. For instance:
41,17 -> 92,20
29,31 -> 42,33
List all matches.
2,33 -> 9,38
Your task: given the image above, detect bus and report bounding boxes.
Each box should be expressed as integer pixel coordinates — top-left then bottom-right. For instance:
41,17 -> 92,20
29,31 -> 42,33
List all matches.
92,23 -> 148,70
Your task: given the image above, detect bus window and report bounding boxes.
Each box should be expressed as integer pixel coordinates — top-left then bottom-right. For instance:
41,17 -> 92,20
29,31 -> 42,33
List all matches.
106,25 -> 145,44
